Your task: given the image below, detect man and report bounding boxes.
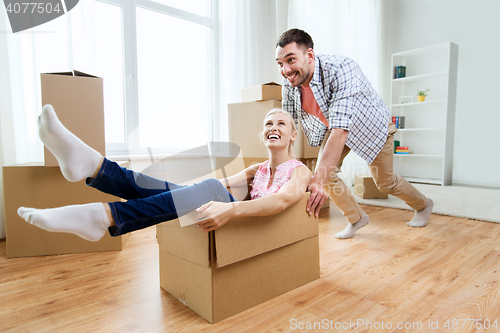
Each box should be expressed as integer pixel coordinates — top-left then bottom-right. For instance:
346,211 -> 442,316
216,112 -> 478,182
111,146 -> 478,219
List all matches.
275,28 -> 433,239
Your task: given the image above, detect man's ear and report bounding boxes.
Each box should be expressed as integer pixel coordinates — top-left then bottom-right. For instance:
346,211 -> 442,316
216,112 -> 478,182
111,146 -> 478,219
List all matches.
307,48 -> 315,63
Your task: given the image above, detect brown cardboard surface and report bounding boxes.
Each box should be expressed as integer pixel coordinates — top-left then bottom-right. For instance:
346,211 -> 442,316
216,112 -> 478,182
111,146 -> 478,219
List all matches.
41,70 -> 105,167
159,236 -> 319,324
211,236 -> 319,323
354,175 -> 388,199
228,100 -> 282,159
3,165 -> 128,258
301,131 -> 321,158
214,194 -> 316,267
227,100 -> 320,159
156,213 -> 210,267
156,192 -> 320,323
159,249 -> 213,321
241,82 -> 282,102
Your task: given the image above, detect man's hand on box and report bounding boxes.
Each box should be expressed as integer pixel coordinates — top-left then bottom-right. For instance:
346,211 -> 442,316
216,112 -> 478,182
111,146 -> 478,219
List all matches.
306,180 -> 327,217
196,201 -> 235,232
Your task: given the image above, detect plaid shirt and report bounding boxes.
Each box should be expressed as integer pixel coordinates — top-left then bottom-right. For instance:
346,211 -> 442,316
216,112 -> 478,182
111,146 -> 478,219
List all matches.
281,54 -> 390,164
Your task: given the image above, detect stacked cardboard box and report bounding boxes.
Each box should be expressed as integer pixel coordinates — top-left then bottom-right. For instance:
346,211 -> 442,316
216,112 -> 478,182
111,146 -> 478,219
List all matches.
229,82 -> 321,160
156,194 -> 319,323
3,70 -> 128,258
241,82 -> 282,102
353,175 -> 388,199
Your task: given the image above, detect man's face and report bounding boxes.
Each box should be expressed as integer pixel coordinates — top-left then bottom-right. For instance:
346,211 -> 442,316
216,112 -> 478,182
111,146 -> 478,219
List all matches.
275,42 -> 314,88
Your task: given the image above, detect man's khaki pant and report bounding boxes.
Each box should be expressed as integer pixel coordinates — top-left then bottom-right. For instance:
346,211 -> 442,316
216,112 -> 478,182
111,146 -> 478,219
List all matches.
318,122 -> 427,223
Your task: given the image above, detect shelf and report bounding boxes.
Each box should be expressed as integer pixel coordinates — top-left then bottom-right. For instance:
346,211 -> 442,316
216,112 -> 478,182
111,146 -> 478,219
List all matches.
391,100 -> 446,107
392,42 -> 451,58
396,128 -> 445,132
392,71 -> 447,83
394,153 -> 444,158
390,43 -> 458,186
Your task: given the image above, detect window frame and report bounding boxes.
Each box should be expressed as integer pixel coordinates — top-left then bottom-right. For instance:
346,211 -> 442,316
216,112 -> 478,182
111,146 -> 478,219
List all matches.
97,0 -> 219,159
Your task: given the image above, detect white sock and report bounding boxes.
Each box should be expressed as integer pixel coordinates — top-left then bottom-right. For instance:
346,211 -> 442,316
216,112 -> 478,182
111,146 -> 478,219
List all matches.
407,198 -> 434,227
335,211 -> 369,239
17,203 -> 110,242
38,104 -> 101,182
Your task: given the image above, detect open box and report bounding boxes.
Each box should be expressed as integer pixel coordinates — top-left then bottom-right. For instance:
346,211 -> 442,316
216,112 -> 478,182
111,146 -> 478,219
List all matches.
156,194 -> 319,323
241,82 -> 282,102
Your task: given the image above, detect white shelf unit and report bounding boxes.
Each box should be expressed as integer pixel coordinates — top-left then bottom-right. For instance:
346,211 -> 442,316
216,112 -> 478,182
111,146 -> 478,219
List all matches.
390,42 -> 458,186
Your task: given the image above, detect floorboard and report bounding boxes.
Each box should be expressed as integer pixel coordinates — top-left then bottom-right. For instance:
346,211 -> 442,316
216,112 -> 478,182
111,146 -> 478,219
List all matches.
1,204 -> 499,332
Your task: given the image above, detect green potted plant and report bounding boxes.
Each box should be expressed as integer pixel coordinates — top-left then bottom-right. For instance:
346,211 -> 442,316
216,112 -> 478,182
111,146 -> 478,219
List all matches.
417,89 -> 430,102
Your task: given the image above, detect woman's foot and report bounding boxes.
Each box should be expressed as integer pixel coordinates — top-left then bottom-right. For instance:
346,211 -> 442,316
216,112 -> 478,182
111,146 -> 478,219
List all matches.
18,203 -> 110,242
38,104 -> 102,182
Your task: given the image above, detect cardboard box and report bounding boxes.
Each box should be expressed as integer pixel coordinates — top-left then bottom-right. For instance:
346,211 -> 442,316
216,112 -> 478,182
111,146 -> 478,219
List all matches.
228,100 -> 283,158
300,131 -> 321,158
241,82 -> 282,102
156,194 -> 319,323
41,70 -> 105,167
228,99 -> 324,160
3,164 -> 128,258
353,175 -> 388,199
229,100 -> 307,159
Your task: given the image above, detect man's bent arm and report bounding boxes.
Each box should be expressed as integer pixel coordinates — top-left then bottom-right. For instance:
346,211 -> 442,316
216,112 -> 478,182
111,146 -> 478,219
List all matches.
307,128 -> 349,216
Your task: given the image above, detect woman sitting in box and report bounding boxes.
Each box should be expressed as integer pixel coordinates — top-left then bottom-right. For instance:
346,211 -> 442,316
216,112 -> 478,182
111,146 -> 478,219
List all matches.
18,105 -> 312,241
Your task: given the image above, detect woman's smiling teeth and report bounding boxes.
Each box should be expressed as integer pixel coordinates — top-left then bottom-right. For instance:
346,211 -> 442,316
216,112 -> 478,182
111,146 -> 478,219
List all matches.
268,133 -> 280,140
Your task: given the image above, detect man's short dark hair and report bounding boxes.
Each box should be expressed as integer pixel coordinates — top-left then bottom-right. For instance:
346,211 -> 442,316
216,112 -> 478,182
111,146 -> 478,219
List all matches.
276,28 -> 314,51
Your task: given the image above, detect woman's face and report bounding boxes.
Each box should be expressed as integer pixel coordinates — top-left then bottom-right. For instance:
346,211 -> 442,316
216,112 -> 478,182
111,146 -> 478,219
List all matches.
263,113 -> 297,152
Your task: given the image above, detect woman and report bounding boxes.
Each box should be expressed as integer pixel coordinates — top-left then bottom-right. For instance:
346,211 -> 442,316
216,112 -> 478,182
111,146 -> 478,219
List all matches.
18,105 -> 312,241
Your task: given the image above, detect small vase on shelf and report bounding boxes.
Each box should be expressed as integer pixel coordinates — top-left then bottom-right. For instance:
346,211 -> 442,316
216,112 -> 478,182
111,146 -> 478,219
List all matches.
417,89 -> 430,103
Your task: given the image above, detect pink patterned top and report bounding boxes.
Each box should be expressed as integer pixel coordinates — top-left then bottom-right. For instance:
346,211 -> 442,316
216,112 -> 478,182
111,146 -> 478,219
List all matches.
250,159 -> 306,200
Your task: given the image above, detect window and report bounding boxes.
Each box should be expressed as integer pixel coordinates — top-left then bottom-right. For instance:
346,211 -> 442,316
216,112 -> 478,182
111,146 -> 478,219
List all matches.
93,0 -> 217,157
92,1 -> 126,144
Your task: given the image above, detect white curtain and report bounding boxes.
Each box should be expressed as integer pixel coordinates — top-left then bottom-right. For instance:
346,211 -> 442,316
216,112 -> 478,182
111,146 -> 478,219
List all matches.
287,0 -> 384,185
216,0 -> 287,141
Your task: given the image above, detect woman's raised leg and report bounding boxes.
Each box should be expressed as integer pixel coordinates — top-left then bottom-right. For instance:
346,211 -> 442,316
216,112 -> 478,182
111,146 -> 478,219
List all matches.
38,104 -> 102,182
18,178 -> 234,241
39,104 -> 185,200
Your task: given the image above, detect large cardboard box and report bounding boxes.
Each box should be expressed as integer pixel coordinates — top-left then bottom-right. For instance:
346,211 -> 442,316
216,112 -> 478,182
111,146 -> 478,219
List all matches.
157,194 -> 319,323
3,164 -> 128,258
41,70 -> 105,167
353,175 -> 388,199
241,82 -> 282,102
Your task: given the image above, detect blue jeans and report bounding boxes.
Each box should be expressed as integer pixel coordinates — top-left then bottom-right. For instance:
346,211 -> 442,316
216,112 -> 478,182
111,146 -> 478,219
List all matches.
86,158 -> 236,236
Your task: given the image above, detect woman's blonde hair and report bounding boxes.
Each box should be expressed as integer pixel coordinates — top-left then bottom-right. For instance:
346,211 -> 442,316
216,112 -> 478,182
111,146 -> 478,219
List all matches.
259,108 -> 297,158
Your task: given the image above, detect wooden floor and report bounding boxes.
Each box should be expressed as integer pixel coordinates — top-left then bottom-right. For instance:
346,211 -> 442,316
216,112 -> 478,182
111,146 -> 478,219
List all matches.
1,205 -> 500,332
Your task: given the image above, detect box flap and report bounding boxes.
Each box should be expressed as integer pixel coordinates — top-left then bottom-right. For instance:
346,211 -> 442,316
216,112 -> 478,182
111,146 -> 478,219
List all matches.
73,70 -> 100,78
214,194 -> 317,267
262,81 -> 280,86
241,82 -> 282,102
42,70 -> 100,78
156,215 -> 211,268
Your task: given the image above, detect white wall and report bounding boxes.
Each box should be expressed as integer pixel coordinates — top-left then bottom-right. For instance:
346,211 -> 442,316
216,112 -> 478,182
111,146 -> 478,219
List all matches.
382,0 -> 500,188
